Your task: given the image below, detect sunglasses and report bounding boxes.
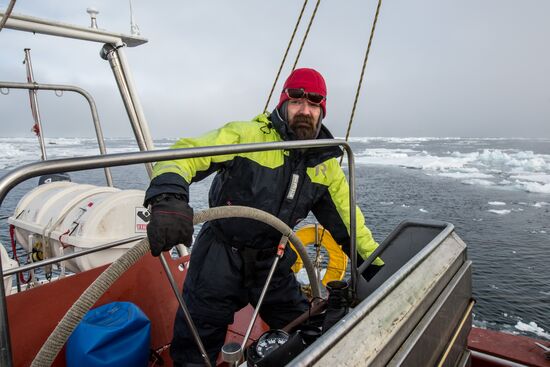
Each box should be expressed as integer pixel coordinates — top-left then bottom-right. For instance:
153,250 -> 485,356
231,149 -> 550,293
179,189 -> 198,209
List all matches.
284,88 -> 326,105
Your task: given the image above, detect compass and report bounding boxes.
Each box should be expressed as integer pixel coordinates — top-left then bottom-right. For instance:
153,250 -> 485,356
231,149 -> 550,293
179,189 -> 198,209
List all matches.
255,330 -> 290,358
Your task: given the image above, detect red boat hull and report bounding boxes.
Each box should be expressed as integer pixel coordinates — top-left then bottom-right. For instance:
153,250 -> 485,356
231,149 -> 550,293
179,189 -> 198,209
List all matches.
469,327 -> 550,367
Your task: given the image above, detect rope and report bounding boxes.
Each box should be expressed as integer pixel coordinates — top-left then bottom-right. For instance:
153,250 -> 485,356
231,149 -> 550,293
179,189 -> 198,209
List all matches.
31,206 -> 320,366
342,0 -> 384,145
9,224 -> 32,284
291,0 -> 322,71
326,0 -> 384,252
263,0 -> 309,113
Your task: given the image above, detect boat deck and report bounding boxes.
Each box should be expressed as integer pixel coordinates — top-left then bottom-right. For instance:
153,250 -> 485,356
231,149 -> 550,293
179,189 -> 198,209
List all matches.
469,327 -> 550,367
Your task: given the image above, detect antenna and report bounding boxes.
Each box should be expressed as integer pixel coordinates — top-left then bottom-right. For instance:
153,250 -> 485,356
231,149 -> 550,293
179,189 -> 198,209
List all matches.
86,7 -> 99,29
129,0 -> 140,36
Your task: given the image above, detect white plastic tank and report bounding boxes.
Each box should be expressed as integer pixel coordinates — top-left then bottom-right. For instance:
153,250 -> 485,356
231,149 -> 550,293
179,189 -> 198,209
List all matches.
8,182 -> 149,273
1,244 -> 18,296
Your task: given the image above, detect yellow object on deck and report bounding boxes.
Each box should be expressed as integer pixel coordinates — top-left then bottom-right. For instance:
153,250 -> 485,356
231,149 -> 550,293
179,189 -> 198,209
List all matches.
289,224 -> 348,286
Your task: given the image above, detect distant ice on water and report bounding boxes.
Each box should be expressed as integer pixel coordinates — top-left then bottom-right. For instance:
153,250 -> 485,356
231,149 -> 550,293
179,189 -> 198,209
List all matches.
488,209 -> 511,215
463,179 -> 494,186
0,137 -> 141,169
514,181 -> 550,194
514,321 -> 550,340
354,138 -> 550,194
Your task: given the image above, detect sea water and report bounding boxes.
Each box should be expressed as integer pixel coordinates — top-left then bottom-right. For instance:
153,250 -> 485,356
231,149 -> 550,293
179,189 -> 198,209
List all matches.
0,136 -> 548,341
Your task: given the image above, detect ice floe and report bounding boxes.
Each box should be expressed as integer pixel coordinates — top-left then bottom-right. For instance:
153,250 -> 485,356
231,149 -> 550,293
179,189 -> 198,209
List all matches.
355,142 -> 550,194
514,321 -> 550,339
488,209 -> 511,215
463,179 -> 495,186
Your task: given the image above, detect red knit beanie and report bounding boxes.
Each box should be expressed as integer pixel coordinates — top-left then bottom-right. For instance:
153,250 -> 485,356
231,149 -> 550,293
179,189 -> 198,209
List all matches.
277,68 -> 327,116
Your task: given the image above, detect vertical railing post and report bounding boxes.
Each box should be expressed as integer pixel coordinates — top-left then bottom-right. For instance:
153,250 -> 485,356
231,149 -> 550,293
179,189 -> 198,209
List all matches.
101,43 -> 153,178
0,258 -> 13,367
23,49 -> 48,161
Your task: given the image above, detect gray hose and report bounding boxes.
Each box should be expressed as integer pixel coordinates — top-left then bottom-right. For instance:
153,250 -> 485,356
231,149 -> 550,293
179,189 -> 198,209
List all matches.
31,205 -> 319,366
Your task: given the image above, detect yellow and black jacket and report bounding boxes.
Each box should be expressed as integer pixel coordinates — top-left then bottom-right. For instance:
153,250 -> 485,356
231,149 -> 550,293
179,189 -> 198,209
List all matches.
145,110 -> 382,263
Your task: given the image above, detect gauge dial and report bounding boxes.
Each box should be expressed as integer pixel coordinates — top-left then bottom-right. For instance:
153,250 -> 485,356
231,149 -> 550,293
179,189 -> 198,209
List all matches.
255,330 -> 290,358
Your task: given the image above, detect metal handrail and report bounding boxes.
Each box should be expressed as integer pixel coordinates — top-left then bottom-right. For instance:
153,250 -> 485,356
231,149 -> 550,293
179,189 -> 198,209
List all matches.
0,139 -> 358,367
3,235 -> 145,276
2,10 -> 162,366
101,44 -> 154,177
0,81 -> 114,186
0,11 -> 153,179
0,11 -> 147,46
23,49 -> 48,161
0,0 -> 16,33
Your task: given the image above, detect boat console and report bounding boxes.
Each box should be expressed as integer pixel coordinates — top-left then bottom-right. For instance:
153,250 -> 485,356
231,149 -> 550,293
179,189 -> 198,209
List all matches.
241,219 -> 472,366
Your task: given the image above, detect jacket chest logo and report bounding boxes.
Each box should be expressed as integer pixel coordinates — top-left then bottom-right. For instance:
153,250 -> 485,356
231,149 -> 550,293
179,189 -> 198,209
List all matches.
315,163 -> 327,177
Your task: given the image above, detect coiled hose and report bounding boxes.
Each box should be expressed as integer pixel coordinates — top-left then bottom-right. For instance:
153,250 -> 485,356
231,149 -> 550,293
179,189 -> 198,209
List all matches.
31,205 -> 319,366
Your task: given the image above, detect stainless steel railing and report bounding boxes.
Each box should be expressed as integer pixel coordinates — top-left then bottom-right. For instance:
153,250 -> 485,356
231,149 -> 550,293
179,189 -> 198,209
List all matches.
0,139 -> 358,367
2,235 -> 145,277
0,81 -> 114,186
0,0 -> 17,33
0,10 -> 153,179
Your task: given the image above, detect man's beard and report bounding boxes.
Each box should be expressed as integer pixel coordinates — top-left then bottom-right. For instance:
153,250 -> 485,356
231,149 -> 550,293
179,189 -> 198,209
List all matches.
290,114 -> 317,140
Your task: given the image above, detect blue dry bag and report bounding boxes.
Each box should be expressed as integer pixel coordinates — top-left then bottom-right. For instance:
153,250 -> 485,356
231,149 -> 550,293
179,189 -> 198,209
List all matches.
66,301 -> 151,367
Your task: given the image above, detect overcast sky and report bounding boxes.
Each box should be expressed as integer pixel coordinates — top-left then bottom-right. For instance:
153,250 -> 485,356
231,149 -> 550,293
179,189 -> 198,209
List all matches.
1,0 -> 549,139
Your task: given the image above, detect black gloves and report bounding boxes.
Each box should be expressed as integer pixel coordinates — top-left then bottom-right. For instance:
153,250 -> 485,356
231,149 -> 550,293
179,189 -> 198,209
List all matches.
147,194 -> 194,257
